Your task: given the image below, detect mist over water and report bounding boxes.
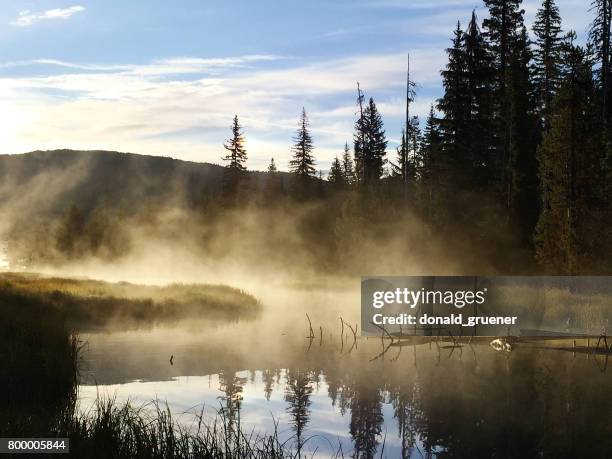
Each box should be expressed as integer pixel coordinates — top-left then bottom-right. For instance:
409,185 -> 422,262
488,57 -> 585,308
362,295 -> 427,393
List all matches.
75,281 -> 612,458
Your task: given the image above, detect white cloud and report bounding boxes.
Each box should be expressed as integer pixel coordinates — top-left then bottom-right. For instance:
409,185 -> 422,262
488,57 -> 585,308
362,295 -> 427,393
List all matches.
11,5 -> 85,27
0,55 -> 284,76
0,50 -> 441,170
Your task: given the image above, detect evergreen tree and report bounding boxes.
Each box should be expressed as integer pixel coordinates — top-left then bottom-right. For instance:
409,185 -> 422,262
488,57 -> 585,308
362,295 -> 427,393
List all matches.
328,157 -> 346,185
391,130 -> 408,179
419,106 -> 444,182
391,121 -> 418,186
289,108 -> 316,178
483,0 -> 527,194
465,11 -> 496,188
222,115 -> 247,171
438,22 -> 470,186
483,0 -> 526,97
341,142 -> 356,185
535,39 -> 600,273
407,116 -> 420,181
361,98 -> 388,185
508,26 -> 541,240
264,157 -> 283,200
418,106 -> 446,223
588,0 -> 612,121
221,115 -> 247,197
532,0 -> 563,118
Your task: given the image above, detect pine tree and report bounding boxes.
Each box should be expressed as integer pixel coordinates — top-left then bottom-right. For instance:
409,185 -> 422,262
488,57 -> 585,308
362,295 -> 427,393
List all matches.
419,106 -> 444,184
508,26 -> 541,240
361,97 -> 388,185
391,121 -> 418,185
391,130 -> 408,179
588,0 -> 612,121
438,22 -> 470,185
264,157 -> 283,199
407,116 -> 420,181
328,157 -> 346,185
465,11 -> 496,188
341,142 -> 356,185
267,157 -> 277,173
289,108 -> 316,178
532,0 -> 563,118
483,0 -> 527,195
419,106 -> 448,223
222,115 -> 247,171
483,0 -> 525,96
535,39 -> 600,273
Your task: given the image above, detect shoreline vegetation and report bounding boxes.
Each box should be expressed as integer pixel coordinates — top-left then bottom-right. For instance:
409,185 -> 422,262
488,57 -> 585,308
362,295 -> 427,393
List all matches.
0,272 -> 261,331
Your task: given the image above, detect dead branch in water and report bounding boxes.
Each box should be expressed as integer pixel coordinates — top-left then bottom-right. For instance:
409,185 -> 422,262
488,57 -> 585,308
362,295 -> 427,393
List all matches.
339,317 -> 357,353
306,313 -> 314,339
339,317 -> 344,353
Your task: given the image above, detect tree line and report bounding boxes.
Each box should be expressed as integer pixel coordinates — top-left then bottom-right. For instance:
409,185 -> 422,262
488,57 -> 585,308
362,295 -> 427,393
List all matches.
220,0 -> 612,274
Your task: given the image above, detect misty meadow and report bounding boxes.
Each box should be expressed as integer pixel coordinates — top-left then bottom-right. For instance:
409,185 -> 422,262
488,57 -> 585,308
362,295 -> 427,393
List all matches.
1,0 -> 612,458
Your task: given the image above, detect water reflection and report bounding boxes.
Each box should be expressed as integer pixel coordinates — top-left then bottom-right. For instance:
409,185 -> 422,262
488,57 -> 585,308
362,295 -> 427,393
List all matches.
79,336 -> 611,457
76,285 -> 612,458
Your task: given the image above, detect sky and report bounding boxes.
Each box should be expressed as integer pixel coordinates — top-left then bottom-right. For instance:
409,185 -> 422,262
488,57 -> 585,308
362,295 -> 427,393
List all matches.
0,0 -> 592,172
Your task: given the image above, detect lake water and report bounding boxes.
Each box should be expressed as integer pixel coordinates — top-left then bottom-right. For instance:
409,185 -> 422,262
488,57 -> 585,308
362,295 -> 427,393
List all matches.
77,283 -> 612,458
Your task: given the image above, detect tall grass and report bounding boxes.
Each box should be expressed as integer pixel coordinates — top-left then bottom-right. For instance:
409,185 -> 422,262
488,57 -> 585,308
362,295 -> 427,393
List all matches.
57,398 -> 304,459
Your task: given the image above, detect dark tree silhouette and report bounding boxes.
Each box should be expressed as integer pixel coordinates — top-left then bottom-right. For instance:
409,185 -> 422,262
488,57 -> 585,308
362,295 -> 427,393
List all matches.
589,0 -> 612,121
218,370 -> 246,434
341,142 -> 356,185
349,383 -> 383,459
284,369 -> 313,456
532,0 -> 564,118
222,115 -> 247,171
289,108 -> 316,178
222,115 -> 247,196
327,157 -> 345,185
357,97 -> 387,186
535,38 -> 600,273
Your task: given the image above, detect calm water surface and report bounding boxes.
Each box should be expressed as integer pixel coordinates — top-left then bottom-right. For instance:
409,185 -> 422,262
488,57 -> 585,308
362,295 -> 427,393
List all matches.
77,283 -> 612,458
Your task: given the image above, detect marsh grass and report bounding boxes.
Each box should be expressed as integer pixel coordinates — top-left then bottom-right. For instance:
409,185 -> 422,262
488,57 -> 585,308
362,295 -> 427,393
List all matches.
0,273 -> 260,330
58,397 -> 311,459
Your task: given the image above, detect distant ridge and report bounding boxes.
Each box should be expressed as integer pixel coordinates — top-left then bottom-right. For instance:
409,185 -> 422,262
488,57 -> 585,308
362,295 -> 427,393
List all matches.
0,149 -> 285,219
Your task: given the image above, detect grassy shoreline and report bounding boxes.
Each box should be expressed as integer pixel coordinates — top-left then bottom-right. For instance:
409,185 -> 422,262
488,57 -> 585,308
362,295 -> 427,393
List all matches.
0,272 -> 261,330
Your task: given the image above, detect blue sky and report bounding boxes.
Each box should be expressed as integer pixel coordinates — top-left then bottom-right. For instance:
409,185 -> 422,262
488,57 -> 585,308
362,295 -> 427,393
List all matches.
0,0 -> 591,171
